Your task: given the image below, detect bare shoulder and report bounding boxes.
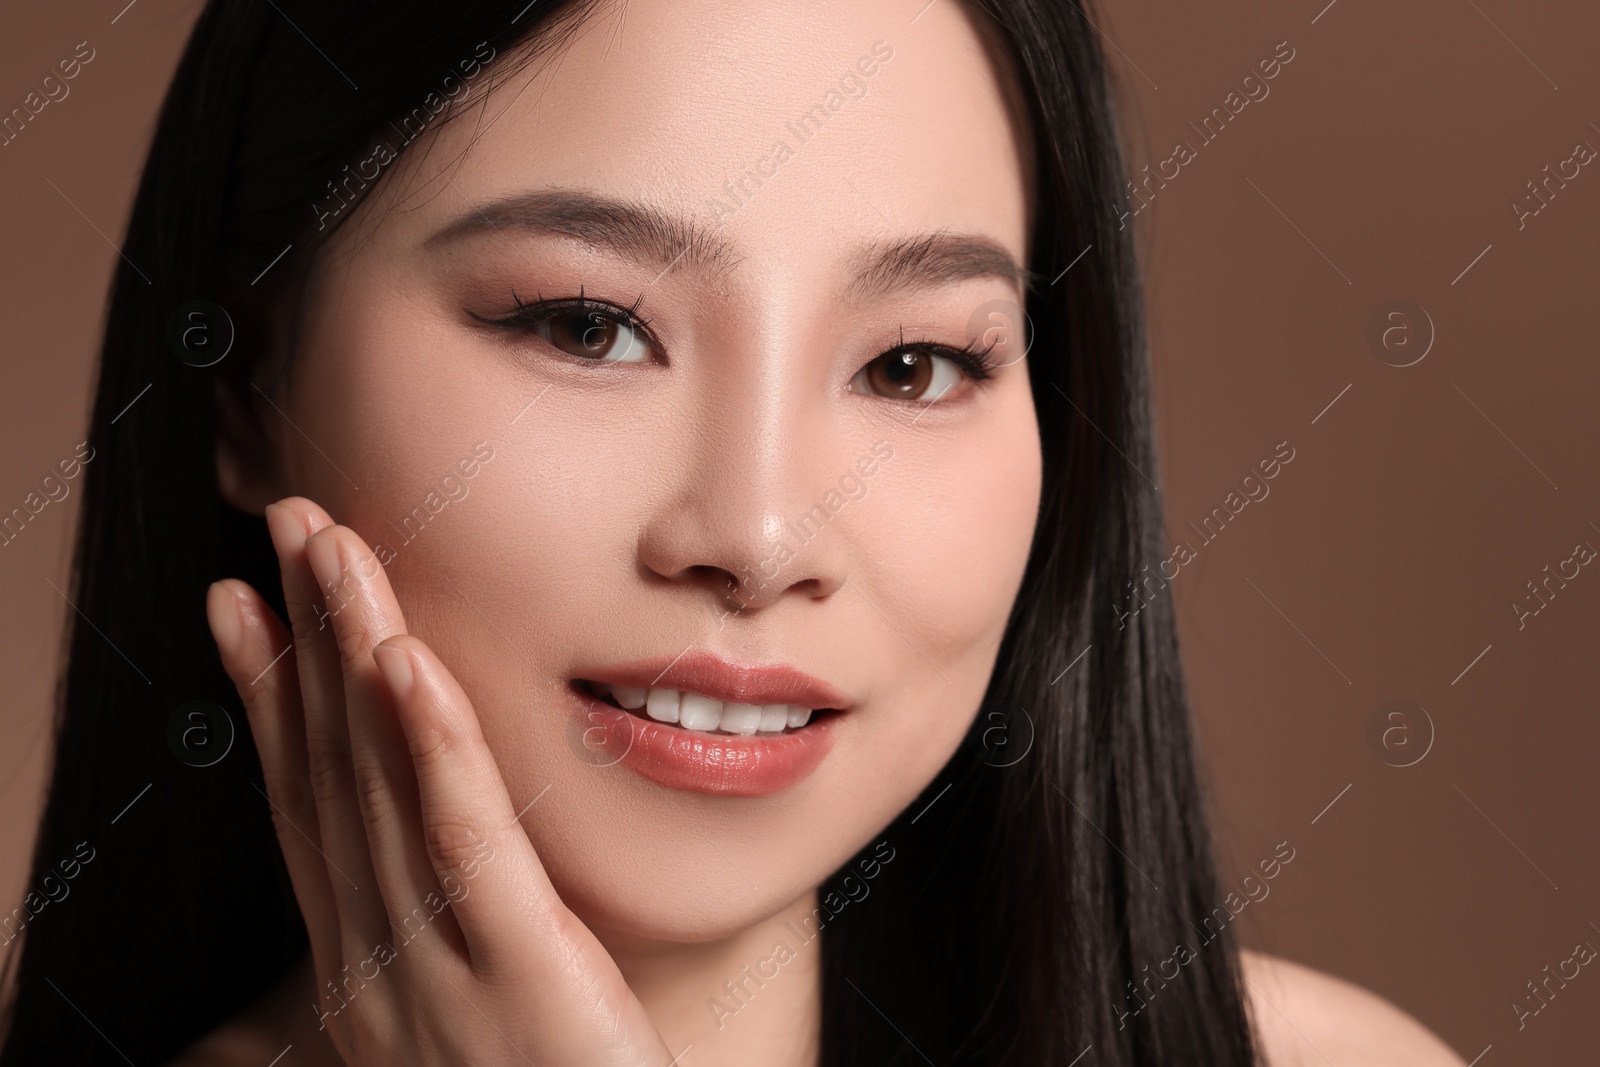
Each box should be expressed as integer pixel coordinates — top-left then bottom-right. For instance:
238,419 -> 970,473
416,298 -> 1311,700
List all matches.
164,954 -> 341,1066
1240,950 -> 1466,1067
164,1022 -> 278,1067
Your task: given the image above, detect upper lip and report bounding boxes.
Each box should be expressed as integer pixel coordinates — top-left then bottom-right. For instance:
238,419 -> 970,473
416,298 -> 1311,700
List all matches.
576,650 -> 853,711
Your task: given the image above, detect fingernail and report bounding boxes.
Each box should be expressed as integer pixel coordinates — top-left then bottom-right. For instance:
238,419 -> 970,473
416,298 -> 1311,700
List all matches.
206,581 -> 242,656
264,502 -> 308,557
373,644 -> 414,699
304,533 -> 342,596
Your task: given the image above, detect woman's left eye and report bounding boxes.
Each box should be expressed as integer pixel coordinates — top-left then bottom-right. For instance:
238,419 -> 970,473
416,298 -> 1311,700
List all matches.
533,310 -> 650,362
849,343 -> 993,403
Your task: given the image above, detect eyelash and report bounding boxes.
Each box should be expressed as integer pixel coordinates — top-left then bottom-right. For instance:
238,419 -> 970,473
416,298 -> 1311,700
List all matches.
475,287 -> 657,343
881,324 -> 999,383
476,290 -> 1000,385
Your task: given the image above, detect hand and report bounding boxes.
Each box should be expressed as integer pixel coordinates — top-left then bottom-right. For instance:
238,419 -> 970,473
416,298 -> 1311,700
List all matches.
204,496 -> 674,1066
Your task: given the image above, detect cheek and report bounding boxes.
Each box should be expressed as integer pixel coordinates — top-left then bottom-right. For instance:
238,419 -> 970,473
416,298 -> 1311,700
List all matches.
287,283 -> 647,585
283,295 -> 647,775
862,407 -> 1042,666
820,393 -> 1042,816
285,291 -> 479,511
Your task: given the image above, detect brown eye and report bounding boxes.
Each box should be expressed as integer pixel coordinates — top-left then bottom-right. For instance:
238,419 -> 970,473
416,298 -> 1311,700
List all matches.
540,312 -> 646,362
852,350 -> 960,402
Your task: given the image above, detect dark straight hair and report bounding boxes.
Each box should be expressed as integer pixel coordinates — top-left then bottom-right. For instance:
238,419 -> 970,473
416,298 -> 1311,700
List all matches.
0,1 -> 1258,1064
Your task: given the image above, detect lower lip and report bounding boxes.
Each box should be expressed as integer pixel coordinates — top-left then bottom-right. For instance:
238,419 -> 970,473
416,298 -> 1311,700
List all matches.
565,687 -> 837,797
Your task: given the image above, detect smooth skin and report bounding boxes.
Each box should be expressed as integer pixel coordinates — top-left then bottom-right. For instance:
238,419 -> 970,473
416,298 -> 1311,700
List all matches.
179,0 -> 1465,1063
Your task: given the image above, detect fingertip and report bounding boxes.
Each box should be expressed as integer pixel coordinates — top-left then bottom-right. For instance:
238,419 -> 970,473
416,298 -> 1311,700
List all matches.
378,635 -> 475,742
387,636 -> 454,702
374,632 -> 420,655
264,497 -> 335,553
280,496 -> 335,533
373,641 -> 414,700
387,640 -> 451,757
213,576 -> 263,607
375,633 -> 437,693
264,500 -> 308,555
303,527 -> 343,596
205,581 -> 242,658
304,523 -> 366,567
215,579 -> 280,640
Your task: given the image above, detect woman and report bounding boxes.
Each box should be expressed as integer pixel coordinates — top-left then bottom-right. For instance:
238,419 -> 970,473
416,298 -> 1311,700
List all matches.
0,0 -> 1464,1064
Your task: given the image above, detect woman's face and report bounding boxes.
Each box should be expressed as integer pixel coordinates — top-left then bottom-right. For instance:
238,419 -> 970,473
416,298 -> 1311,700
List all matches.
239,0 -> 1040,944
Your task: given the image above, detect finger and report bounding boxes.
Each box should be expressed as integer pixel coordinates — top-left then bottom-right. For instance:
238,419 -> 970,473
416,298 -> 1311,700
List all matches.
265,499 -> 385,955
371,634 -> 573,978
205,579 -> 342,971
302,524 -> 463,960
377,638 -> 667,1051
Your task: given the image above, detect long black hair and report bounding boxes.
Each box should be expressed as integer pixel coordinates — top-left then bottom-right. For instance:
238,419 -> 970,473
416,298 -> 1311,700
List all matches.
0,1 -> 1258,1064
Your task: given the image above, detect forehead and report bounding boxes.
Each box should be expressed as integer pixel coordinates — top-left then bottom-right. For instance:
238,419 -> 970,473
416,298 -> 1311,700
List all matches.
374,0 -> 1033,282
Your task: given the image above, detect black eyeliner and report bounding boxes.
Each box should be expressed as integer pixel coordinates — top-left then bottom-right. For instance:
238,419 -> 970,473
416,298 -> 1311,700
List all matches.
883,324 -> 1000,381
473,287 -> 655,337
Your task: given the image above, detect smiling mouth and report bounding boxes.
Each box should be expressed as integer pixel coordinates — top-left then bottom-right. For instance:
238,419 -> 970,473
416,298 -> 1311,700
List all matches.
573,679 -> 839,737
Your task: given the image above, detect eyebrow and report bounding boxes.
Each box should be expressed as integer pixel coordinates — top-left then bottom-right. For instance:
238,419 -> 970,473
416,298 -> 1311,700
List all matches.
843,231 -> 1032,302
428,188 -> 740,279
427,188 -> 1031,298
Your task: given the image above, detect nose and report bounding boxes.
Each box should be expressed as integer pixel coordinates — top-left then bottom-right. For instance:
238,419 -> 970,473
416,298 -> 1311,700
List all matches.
635,380 -> 851,614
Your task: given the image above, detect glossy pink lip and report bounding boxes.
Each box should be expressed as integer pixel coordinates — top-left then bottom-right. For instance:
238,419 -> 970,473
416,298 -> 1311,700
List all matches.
567,651 -> 851,796
577,650 -> 853,711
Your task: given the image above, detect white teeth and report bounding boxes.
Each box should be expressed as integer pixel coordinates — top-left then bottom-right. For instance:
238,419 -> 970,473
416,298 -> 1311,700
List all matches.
679,692 -> 721,731
597,684 -> 822,735
721,703 -> 762,735
645,688 -> 681,724
612,686 -> 648,709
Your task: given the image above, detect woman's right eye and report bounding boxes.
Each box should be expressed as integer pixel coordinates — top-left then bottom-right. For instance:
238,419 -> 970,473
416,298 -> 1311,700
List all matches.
476,292 -> 656,364
531,310 -> 650,363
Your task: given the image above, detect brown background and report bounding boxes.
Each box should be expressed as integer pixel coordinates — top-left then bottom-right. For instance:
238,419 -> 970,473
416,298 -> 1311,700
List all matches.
2,1 -> 1596,1062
